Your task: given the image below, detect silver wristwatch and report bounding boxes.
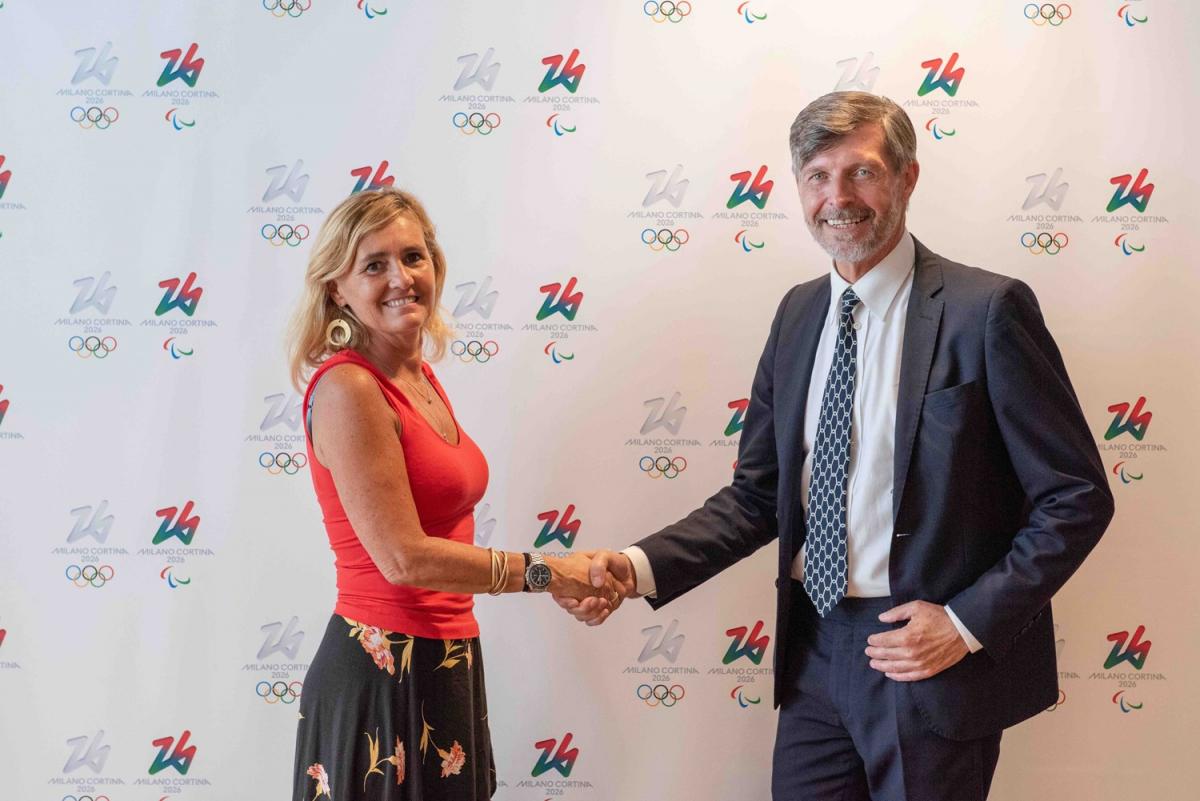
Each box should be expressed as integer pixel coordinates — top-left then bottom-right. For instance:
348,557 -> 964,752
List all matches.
524,552 -> 552,592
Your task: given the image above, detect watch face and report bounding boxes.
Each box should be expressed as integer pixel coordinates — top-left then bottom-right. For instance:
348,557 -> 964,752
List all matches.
529,563 -> 553,589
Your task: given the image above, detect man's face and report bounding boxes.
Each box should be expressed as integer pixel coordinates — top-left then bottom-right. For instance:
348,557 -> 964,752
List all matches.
796,123 -> 918,269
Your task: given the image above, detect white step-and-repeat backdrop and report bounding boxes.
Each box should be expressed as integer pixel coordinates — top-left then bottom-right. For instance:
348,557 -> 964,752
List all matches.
1,1 -> 1196,799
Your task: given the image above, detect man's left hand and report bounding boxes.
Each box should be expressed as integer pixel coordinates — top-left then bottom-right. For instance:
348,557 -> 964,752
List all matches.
864,601 -> 969,682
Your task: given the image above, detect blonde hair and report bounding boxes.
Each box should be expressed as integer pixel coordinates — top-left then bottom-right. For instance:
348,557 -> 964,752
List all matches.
288,188 -> 452,390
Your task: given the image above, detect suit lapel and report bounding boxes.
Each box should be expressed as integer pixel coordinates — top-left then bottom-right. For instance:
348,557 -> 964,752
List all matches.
779,276 -> 830,562
892,239 -> 944,523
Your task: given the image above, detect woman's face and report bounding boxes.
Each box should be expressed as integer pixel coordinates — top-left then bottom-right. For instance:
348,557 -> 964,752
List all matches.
330,214 -> 436,342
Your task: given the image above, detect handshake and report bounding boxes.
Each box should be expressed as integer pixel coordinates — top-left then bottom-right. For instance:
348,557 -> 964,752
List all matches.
544,550 -> 639,626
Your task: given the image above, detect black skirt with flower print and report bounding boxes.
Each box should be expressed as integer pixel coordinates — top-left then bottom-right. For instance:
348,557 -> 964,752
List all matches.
293,615 -> 496,800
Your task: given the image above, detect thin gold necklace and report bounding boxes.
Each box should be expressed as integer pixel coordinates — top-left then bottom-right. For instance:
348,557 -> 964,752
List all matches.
396,372 -> 452,442
396,372 -> 434,405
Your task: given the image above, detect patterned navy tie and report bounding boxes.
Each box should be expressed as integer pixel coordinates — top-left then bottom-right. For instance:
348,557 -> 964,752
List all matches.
804,287 -> 861,616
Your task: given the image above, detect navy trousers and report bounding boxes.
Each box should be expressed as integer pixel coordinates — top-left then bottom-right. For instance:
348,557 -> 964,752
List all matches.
772,588 -> 1002,801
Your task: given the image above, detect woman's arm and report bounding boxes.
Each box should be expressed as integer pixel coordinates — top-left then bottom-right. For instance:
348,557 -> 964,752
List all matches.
311,364 -> 611,601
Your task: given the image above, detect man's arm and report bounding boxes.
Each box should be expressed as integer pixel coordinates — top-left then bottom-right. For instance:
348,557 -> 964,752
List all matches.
945,278 -> 1114,658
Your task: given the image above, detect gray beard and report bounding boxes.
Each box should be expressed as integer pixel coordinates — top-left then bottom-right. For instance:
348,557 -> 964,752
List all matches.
807,193 -> 905,266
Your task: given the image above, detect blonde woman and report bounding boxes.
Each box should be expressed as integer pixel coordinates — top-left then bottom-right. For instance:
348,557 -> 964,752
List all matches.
288,188 -> 617,800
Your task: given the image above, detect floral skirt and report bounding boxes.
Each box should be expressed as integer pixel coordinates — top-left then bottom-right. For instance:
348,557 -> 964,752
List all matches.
292,615 -> 495,801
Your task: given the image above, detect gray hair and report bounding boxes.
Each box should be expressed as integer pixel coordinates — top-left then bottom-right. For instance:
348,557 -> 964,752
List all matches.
789,91 -> 917,176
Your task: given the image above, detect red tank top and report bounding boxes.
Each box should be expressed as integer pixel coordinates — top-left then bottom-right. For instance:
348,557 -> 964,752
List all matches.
303,349 -> 488,639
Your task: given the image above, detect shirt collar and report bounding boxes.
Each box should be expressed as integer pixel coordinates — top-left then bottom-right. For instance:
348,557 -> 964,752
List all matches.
827,231 -> 915,322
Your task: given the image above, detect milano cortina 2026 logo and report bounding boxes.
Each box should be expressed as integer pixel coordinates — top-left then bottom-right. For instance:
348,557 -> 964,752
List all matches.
1093,167 -> 1168,256
626,391 -> 699,482
140,271 -> 217,358
712,163 -> 787,254
710,619 -> 773,701
52,500 -> 128,592
247,160 -> 324,251
524,47 -> 598,138
628,164 -> 702,255
246,391 -> 307,477
136,729 -> 214,791
49,729 -> 122,794
1097,396 -> 1164,485
1088,624 -> 1165,714
523,276 -> 600,358
244,616 -> 310,708
903,51 -> 979,144
438,47 -> 514,138
135,497 -> 216,578
450,274 -> 513,366
54,271 -> 131,364
622,618 -> 699,710
516,731 -> 596,795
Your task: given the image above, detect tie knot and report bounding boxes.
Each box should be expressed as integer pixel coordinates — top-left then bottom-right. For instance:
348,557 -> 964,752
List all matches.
841,287 -> 861,314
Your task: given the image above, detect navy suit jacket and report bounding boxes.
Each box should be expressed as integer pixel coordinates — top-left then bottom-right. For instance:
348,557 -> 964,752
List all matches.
635,238 -> 1114,740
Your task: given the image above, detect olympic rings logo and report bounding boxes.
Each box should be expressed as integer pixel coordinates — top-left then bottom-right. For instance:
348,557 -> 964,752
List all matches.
259,451 -> 308,475
70,106 -> 119,130
452,112 -> 501,136
69,335 -> 117,359
256,679 -> 303,704
263,0 -> 312,16
65,564 -> 115,588
636,683 -> 685,707
261,223 -> 310,247
1020,231 -> 1069,255
1024,3 -> 1071,25
641,228 -> 689,252
451,339 -> 499,363
62,796 -> 112,801
644,1 -> 691,23
640,455 -> 687,479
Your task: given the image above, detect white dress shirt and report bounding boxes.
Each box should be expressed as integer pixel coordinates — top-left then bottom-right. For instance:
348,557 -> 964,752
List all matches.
625,232 -> 981,652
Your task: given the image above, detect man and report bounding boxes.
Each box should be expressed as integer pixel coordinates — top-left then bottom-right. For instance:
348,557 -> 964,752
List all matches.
557,92 -> 1113,800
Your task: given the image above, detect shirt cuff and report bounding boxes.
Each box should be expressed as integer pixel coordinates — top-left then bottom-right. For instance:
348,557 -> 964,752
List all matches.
944,605 -> 984,653
621,546 -> 657,599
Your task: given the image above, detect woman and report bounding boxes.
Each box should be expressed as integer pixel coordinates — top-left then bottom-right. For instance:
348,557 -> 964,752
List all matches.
287,188 -> 617,800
